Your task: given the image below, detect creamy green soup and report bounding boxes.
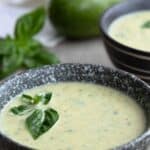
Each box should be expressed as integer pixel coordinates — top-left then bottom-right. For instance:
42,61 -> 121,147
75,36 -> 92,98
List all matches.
0,82 -> 146,150
108,11 -> 150,52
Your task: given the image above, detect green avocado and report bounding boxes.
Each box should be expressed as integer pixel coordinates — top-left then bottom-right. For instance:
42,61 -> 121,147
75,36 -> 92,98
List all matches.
49,0 -> 121,39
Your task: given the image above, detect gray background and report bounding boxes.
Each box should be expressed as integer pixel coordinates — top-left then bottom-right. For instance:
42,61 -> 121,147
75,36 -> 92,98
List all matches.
52,38 -> 114,68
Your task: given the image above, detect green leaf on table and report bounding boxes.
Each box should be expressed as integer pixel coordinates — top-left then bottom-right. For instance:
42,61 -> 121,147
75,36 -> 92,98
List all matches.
0,36 -> 15,55
26,108 -> 59,139
142,20 -> 150,28
35,46 -> 60,65
15,7 -> 46,39
0,7 -> 60,80
22,40 -> 60,68
0,38 -> 59,79
0,39 -> 24,78
10,105 -> 33,116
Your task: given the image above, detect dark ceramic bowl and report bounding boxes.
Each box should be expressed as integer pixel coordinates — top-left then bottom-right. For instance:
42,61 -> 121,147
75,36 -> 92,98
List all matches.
100,0 -> 150,83
0,64 -> 150,150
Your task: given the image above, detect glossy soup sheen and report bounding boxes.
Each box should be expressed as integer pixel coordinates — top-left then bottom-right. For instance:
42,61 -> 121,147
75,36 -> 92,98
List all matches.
0,82 -> 146,150
108,11 -> 150,52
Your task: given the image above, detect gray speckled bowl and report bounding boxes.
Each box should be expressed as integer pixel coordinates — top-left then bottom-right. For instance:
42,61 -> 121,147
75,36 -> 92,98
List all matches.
0,64 -> 150,150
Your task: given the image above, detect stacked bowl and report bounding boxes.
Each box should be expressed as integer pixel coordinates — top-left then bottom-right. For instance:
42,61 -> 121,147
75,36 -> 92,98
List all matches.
100,0 -> 150,83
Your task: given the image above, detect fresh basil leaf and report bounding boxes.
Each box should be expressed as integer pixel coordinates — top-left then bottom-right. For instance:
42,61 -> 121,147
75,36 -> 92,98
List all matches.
22,94 -> 34,104
0,36 -> 15,55
26,109 -> 44,139
0,37 -> 25,79
42,93 -> 52,105
0,39 -> 60,79
10,105 -> 33,116
142,20 -> 150,28
23,39 -> 60,68
35,46 -> 60,65
22,94 -> 33,100
32,93 -> 52,105
23,58 -> 40,68
10,92 -> 59,140
45,108 -> 59,125
22,93 -> 52,105
15,7 -> 46,39
22,94 -> 41,105
0,7 -> 60,80
27,40 -> 60,65
33,95 -> 44,104
32,94 -> 47,105
26,108 -> 59,139
1,46 -> 23,78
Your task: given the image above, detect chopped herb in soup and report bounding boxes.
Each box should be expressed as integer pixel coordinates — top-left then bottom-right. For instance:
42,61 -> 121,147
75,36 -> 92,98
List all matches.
0,82 -> 146,150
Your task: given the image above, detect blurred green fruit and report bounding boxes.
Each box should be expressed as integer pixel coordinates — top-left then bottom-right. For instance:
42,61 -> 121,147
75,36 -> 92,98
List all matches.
49,0 -> 121,39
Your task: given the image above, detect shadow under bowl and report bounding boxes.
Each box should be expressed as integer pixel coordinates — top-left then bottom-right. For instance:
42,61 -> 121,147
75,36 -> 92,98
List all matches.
0,64 -> 150,150
100,0 -> 150,83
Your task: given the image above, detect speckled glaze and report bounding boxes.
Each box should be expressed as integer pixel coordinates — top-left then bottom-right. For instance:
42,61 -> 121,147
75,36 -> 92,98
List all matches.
0,64 -> 150,150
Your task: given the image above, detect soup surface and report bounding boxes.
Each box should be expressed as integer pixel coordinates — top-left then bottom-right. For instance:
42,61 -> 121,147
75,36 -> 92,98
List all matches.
0,82 -> 146,150
108,11 -> 150,52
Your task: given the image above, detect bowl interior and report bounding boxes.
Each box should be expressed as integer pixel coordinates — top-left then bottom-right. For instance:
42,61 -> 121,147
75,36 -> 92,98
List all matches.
0,64 -> 150,149
101,0 -> 150,34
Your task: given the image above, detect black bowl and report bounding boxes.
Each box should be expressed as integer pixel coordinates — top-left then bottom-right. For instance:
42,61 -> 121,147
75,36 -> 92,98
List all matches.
100,0 -> 150,83
0,64 -> 150,150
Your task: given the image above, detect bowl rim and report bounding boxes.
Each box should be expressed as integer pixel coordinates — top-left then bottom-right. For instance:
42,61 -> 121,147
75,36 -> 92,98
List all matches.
99,0 -> 150,56
0,63 -> 150,149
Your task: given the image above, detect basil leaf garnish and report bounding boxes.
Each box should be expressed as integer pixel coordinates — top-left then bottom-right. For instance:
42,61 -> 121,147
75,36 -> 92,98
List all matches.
26,108 -> 59,139
10,105 -> 33,116
0,36 -> 13,55
21,92 -> 52,105
22,94 -> 33,100
10,92 -> 59,140
26,109 -> 44,139
22,94 -> 34,104
142,20 -> 150,28
42,93 -> 52,105
45,108 -> 59,125
15,7 -> 45,40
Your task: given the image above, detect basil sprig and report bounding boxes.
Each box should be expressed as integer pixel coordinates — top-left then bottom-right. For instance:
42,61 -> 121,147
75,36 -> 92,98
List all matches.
10,92 -> 59,139
0,7 -> 60,79
10,105 -> 33,116
26,108 -> 59,139
15,7 -> 46,40
142,20 -> 150,28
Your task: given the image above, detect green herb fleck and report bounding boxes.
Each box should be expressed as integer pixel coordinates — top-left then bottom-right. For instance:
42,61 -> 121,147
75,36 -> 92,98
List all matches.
26,108 -> 59,139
